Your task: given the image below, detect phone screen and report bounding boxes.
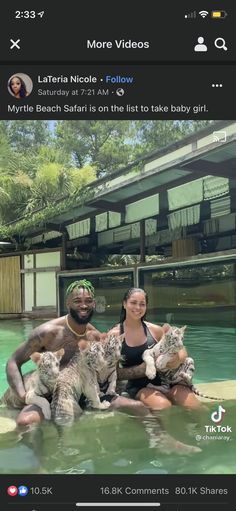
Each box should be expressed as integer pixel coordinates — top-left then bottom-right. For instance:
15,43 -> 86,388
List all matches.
0,2 -> 235,510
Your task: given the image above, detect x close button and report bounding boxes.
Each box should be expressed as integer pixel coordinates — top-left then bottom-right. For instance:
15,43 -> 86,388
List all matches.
10,38 -> 21,49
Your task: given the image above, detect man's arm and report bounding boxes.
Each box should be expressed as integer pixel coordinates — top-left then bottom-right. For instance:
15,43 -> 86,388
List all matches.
117,347 -> 188,379
6,329 -> 44,401
117,362 -> 146,380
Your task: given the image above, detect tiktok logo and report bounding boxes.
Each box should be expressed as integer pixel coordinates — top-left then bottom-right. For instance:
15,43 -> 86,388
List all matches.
211,405 -> 226,423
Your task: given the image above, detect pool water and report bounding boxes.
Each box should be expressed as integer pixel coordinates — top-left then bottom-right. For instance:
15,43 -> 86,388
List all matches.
0,319 -> 235,474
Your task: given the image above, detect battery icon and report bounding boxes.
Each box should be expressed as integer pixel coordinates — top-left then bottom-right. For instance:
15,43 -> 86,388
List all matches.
211,10 -> 227,19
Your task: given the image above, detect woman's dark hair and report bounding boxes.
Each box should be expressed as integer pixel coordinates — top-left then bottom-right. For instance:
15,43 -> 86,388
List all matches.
120,287 -> 148,324
9,75 -> 27,98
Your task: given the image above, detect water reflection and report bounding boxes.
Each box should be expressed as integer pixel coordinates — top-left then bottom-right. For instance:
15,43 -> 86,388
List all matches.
3,401 -> 233,474
0,320 -> 236,474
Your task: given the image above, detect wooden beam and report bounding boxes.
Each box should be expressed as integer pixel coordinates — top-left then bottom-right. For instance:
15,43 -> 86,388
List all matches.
45,222 -> 69,236
88,199 -> 125,213
182,158 -> 236,177
20,267 -> 61,274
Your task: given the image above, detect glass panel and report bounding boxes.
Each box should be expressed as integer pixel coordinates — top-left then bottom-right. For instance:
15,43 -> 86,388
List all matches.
95,212 -> 108,232
139,262 -> 236,327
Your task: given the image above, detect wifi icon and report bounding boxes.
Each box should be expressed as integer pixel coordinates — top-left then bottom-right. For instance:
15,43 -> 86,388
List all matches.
199,10 -> 209,18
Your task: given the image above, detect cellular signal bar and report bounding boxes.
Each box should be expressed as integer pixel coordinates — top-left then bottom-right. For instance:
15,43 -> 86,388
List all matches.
76,504 -> 161,508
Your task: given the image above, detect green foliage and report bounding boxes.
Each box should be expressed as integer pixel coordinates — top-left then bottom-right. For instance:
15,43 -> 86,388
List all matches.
0,172 -> 32,222
4,120 -> 51,153
26,163 -> 96,212
36,145 -> 72,167
69,165 -> 96,193
103,254 -> 140,266
131,120 -> 214,158
0,180 -> 95,238
55,120 -> 133,176
0,119 -> 215,241
103,254 -> 164,267
0,120 -> 97,226
0,126 -> 14,173
28,162 -> 68,209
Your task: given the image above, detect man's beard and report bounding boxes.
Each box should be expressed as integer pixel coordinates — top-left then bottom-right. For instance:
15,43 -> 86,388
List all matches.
69,308 -> 94,325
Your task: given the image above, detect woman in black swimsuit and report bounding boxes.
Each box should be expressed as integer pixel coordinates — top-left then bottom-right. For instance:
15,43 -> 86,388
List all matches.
110,288 -> 201,411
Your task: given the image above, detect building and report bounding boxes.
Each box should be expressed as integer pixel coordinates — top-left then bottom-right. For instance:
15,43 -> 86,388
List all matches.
1,120 -> 236,326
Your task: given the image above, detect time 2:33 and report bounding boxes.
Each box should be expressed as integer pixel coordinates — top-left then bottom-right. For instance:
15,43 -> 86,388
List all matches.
14,11 -> 45,19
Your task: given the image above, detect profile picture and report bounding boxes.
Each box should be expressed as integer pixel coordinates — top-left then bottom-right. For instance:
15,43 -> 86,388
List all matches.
7,73 -> 33,99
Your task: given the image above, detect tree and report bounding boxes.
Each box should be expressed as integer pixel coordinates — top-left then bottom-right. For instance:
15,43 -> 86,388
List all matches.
0,124 -> 97,222
26,163 -> 96,212
0,123 -> 13,172
131,120 -> 214,158
55,120 -> 134,176
0,172 -> 32,222
4,121 -> 51,153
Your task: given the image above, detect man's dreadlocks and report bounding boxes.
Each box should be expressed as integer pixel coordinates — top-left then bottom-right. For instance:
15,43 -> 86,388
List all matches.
66,279 -> 95,297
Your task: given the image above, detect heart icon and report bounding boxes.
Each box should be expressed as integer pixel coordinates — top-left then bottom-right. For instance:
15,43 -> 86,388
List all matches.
7,486 -> 18,496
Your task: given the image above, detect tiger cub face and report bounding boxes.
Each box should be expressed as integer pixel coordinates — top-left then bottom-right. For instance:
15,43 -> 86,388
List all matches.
30,349 -> 64,379
78,339 -> 106,371
102,334 -> 124,368
161,326 -> 186,354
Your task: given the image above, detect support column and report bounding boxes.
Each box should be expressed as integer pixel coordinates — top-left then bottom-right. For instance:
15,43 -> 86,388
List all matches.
140,220 -> 146,263
61,232 -> 67,270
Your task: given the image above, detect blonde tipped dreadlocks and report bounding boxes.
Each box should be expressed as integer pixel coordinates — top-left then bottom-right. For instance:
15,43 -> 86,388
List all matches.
66,279 -> 95,297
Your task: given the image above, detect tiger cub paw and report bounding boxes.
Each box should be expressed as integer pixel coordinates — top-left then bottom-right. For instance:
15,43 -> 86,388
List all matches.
145,369 -> 157,380
99,400 -> 111,409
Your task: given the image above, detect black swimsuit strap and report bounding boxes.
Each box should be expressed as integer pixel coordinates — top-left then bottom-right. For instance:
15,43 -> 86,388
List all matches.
142,321 -> 148,335
119,323 -> 124,335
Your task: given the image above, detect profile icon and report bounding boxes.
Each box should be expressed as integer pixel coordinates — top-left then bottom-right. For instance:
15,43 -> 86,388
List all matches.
8,73 -> 33,99
194,37 -> 208,52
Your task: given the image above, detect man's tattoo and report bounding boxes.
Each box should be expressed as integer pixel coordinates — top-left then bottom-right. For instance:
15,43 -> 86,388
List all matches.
22,335 -> 43,361
117,363 -> 146,380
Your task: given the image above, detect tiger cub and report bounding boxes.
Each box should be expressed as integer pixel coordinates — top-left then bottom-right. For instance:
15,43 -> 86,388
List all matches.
143,325 -> 188,379
1,349 -> 64,419
97,334 -> 124,399
51,338 -> 110,424
143,326 -> 224,400
143,325 -> 195,391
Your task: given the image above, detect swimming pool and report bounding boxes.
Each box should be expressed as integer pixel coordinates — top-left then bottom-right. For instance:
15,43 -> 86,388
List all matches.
0,319 -> 235,474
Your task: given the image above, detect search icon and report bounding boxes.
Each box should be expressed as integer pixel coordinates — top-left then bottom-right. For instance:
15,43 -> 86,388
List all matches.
214,37 -> 228,51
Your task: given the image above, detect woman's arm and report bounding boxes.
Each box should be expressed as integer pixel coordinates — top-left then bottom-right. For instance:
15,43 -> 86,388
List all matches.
165,347 -> 188,369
